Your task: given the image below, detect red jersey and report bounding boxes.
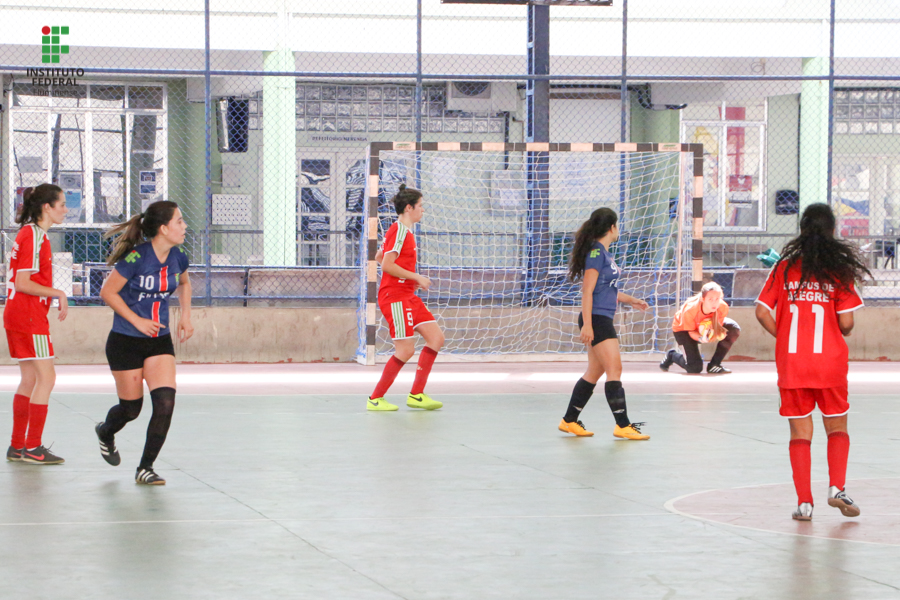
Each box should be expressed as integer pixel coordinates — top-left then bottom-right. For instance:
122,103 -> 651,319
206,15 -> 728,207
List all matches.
379,221 -> 418,298
756,261 -> 863,389
4,224 -> 53,334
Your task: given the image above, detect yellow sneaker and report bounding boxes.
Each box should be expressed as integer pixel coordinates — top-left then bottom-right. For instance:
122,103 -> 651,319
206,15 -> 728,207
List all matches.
407,393 -> 442,410
367,397 -> 398,412
613,422 -> 649,440
558,419 -> 594,437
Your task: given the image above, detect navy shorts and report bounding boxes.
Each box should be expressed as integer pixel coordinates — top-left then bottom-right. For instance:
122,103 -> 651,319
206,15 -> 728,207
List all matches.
106,331 -> 175,371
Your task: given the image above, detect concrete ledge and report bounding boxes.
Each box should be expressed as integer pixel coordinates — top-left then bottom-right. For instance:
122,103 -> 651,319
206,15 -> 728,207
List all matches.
0,305 -> 896,364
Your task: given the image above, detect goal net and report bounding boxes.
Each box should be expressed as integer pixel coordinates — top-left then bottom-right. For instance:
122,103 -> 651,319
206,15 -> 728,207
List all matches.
357,142 -> 701,364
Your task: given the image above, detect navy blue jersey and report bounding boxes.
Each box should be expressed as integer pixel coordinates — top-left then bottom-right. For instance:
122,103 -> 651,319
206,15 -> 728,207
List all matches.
584,242 -> 619,318
111,242 -> 189,338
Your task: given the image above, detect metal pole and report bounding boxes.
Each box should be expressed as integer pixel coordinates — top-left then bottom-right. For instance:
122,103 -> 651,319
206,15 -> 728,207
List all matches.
415,0 -> 423,147
204,0 -> 212,306
826,0 -> 836,206
620,0 -> 628,143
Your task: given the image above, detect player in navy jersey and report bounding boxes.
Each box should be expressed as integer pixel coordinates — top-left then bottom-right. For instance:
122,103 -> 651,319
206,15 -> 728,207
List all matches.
95,201 -> 193,485
559,208 -> 651,440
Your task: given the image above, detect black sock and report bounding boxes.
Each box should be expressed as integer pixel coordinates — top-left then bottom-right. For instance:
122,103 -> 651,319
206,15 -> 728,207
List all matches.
564,378 -> 596,422
100,397 -> 143,439
604,381 -> 630,428
140,387 -> 176,470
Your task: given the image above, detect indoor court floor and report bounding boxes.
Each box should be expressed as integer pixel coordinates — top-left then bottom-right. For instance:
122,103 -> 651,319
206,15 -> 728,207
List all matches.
1,360 -> 899,599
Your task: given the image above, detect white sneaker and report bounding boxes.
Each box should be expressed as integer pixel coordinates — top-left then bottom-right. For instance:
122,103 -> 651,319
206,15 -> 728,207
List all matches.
792,502 -> 813,521
827,485 -> 861,517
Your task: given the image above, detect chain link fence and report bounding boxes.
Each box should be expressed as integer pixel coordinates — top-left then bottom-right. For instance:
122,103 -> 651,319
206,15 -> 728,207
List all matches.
1,1 -> 898,311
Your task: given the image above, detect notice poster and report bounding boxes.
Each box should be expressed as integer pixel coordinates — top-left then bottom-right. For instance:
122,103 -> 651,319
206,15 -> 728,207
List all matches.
140,171 -> 157,195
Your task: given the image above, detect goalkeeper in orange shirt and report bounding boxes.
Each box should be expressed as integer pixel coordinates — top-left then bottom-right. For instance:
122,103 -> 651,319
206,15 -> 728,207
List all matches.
660,281 -> 741,374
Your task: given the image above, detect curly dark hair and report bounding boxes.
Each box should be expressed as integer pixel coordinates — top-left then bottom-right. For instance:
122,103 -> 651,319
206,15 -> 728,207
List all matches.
774,203 -> 871,292
568,207 -> 617,281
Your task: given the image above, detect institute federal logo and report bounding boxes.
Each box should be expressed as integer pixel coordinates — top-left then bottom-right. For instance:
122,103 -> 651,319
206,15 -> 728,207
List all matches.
41,25 -> 70,64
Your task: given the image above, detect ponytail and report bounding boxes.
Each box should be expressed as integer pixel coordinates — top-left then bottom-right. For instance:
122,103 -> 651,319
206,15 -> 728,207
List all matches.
17,183 -> 63,226
568,207 -> 618,281
105,200 -> 179,265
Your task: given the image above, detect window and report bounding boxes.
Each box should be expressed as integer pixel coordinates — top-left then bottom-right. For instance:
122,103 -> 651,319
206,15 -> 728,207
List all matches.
7,82 -> 167,228
681,101 -> 767,231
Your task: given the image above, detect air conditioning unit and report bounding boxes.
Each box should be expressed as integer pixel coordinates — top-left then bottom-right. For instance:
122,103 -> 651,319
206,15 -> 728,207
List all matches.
446,81 -> 518,113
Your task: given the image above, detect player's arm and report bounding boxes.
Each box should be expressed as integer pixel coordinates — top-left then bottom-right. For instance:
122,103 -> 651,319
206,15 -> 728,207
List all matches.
838,312 -> 854,336
616,292 -> 649,312
755,303 -> 777,338
100,269 -> 164,337
14,270 -> 69,321
579,270 -> 598,345
176,271 -> 194,343
381,251 -> 430,291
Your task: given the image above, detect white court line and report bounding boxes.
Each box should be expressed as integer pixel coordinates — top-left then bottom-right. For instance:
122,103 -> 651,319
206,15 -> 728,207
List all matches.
0,372 -> 510,386
527,372 -> 900,384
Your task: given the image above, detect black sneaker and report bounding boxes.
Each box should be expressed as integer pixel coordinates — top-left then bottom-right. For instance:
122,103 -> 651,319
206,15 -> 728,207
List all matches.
660,349 -> 675,372
707,363 -> 731,374
21,445 -> 65,465
6,446 -> 23,462
135,467 -> 166,486
95,422 -> 121,466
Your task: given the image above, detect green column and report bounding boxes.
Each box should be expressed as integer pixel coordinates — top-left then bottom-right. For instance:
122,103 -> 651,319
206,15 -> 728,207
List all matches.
799,57 -> 829,209
263,48 -> 297,266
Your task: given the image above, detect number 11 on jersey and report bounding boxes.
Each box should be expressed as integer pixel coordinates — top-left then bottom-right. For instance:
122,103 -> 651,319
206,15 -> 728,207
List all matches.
788,303 -> 825,354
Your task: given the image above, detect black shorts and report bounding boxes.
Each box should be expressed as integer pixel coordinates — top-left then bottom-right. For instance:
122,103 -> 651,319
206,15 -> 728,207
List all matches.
577,313 -> 618,346
106,331 -> 175,372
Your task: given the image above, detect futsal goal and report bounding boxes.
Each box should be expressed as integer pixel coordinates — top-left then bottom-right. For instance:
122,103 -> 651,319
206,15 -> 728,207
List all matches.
357,142 -> 704,365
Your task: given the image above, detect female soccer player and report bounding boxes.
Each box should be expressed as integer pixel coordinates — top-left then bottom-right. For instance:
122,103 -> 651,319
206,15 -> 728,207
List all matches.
4,184 -> 68,465
367,184 -> 444,412
558,207 -> 650,440
755,203 -> 868,521
95,201 -> 193,485
660,281 -> 741,374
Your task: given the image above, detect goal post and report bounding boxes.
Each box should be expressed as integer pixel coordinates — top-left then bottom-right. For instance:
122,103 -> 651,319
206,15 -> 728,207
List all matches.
357,142 -> 704,365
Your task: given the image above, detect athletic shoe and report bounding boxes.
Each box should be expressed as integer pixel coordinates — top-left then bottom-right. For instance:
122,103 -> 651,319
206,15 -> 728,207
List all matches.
6,446 -> 23,462
659,349 -> 675,372
407,393 -> 442,410
613,422 -> 650,440
95,422 -> 121,466
827,486 -> 861,517
135,467 -> 166,486
558,419 -> 594,437
21,445 -> 65,465
792,502 -> 814,521
367,397 -> 399,412
707,363 -> 732,375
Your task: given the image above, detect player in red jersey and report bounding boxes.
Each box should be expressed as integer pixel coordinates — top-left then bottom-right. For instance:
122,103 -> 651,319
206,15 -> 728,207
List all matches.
3,184 -> 69,465
367,185 -> 444,412
755,203 -> 870,521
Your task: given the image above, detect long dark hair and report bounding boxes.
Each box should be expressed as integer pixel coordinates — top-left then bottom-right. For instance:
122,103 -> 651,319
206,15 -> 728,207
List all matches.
392,184 -> 422,215
17,184 -> 63,226
105,200 -> 180,265
568,207 -> 618,281
774,203 -> 871,292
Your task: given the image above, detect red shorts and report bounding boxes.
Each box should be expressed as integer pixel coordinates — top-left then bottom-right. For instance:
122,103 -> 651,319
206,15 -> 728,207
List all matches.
779,386 -> 849,418
378,294 -> 435,340
5,330 -> 54,361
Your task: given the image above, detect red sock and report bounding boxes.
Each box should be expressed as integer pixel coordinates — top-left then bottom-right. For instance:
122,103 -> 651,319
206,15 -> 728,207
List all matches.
827,431 -> 850,490
25,404 -> 48,450
410,347 -> 438,395
371,356 -> 406,399
11,394 -> 30,449
789,439 -> 813,505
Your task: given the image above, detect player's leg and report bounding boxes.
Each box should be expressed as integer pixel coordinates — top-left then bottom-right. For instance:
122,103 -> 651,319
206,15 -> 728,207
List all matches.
666,332 -> 702,374
820,386 -> 858,517
96,332 -> 145,466
707,318 -> 740,374
21,355 -> 64,465
407,320 -> 443,411
8,358 -> 37,461
368,299 -> 414,411
593,337 -> 648,441
559,332 -> 602,437
784,388 -> 815,520
136,352 -> 177,485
